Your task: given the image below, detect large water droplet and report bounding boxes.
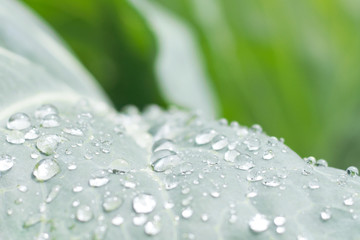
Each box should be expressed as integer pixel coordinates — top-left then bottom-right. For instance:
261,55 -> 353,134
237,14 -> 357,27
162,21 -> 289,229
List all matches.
103,196 -> 123,212
32,159 -> 60,182
151,150 -> 181,172
211,135 -> 228,151
346,166 -> 359,177
6,131 -> 25,144
195,129 -> 217,145
36,135 -> 61,155
133,194 -> 157,214
7,113 -> 31,130
35,104 -> 58,119
0,154 -> 14,172
249,214 -> 270,233
152,139 -> 175,152
76,205 -> 93,222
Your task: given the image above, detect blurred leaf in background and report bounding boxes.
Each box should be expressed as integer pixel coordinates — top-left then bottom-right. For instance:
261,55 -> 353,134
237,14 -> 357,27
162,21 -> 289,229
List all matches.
22,0 -> 360,170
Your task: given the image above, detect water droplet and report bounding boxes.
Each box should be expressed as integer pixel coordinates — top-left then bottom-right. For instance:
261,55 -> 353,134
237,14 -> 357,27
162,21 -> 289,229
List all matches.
152,139 -> 175,152
320,208 -> 331,221
17,185 -> 28,192
262,177 -> 280,187
103,196 -> 123,212
41,114 -> 60,128
67,163 -> 77,170
164,201 -> 174,209
180,162 -> 193,174
36,135 -> 61,155
72,185 -> 83,193
316,159 -> 328,167
112,215 -> 124,226
182,207 -> 193,219
308,179 -> 320,189
235,154 -> 255,171
23,214 -> 41,228
32,159 -> 60,182
88,177 -> 109,187
108,159 -> 130,174
211,135 -> 228,150
122,180 -> 137,189
7,113 -> 31,130
229,214 -> 238,224
249,214 -> 269,233
24,127 -> 40,140
151,150 -> 181,172
210,191 -> 220,198
244,138 -> 261,151
304,156 -> 316,165
276,227 -> 286,234
195,129 -> 217,145
274,216 -> 286,226
46,185 -> 61,203
63,127 -> 83,136
247,170 -> 263,182
346,166 -> 359,177
133,214 -> 148,226
165,174 -> 178,190
34,233 -> 50,240
344,197 -> 354,206
76,205 -> 93,222
6,131 -> 25,144
224,150 -> 240,162
133,194 -> 156,214
144,220 -> 161,236
35,104 -> 58,119
0,154 -> 14,172
263,150 -> 274,160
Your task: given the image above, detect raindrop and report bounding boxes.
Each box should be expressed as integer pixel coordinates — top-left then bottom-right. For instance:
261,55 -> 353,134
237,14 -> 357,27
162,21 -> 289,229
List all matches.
41,114 -> 60,128
122,180 -> 136,189
32,159 -> 60,182
182,207 -> 193,219
180,162 -> 193,174
103,196 -> 123,212
165,174 -> 178,190
210,191 -> 220,198
76,205 -> 93,222
224,150 -> 240,162
195,129 -> 217,145
36,135 -> 61,156
211,135 -> 228,151
152,139 -> 175,152
249,214 -> 270,233
316,159 -> 328,167
72,185 -> 83,193
133,194 -> 156,214
151,150 -> 181,172
112,215 -> 124,226
46,185 -> 61,203
274,216 -> 286,226
308,179 -> 320,189
346,166 -> 359,177
247,170 -> 263,182
24,127 -> 40,140
276,227 -> 286,234
88,177 -> 110,187
164,201 -> 174,209
7,113 -> 31,130
144,220 -> 161,236
244,138 -> 261,151
201,214 -> 209,222
320,208 -> 331,221
67,163 -> 77,170
0,154 -> 14,172
235,154 -> 255,171
304,156 -> 316,165
17,185 -> 28,192
263,150 -> 274,160
262,177 -> 280,187
6,131 -> 25,144
63,127 -> 83,136
35,104 -> 58,119
344,197 -> 354,206
133,214 -> 148,226
108,159 -> 130,173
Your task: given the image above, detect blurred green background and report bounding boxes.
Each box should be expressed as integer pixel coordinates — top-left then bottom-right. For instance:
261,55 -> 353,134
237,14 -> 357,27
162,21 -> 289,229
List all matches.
22,0 -> 360,170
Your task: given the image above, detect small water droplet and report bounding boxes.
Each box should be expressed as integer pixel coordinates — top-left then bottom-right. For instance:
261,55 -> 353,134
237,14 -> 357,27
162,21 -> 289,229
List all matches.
182,207 -> 193,219
262,177 -> 280,187
0,154 -> 14,172
144,220 -> 161,236
210,191 -> 220,198
165,174 -> 178,190
72,185 -> 83,193
249,214 -> 269,233
211,135 -> 228,150
244,138 -> 261,151
63,127 -> 83,136
224,150 -> 240,162
36,135 -> 61,155
32,159 -> 60,182
346,166 -> 359,177
88,177 -> 110,187
17,185 -> 28,192
308,179 -> 320,189
315,159 -> 328,167
103,196 -> 123,212
7,113 -> 31,130
235,154 -> 255,171
23,214 -> 41,228
304,156 -> 316,165
152,139 -> 175,152
76,205 -> 93,222
276,227 -> 286,234
112,215 -> 124,226
195,129 -> 217,145
108,159 -> 130,174
164,201 -> 174,209
320,208 -> 331,221
67,163 -> 77,170
24,127 -> 40,140
133,214 -> 148,226
133,194 -> 156,214
344,197 -> 354,206
35,104 -> 58,119
180,162 -> 193,174
263,150 -> 274,160
274,216 -> 286,226
6,131 -> 25,144
247,170 -> 263,182
41,114 -> 61,128
201,214 -> 209,222
46,185 -> 61,203
151,150 -> 181,172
